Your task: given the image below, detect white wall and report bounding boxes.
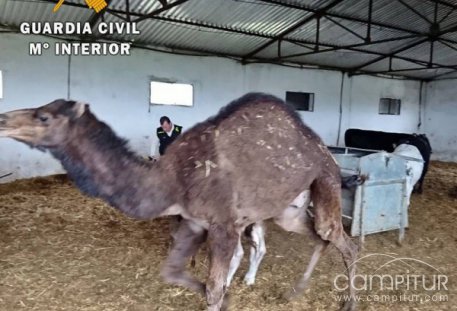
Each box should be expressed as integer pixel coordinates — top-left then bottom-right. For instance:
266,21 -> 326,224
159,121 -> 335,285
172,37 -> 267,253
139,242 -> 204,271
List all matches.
0,33 -> 433,182
339,75 -> 421,142
423,80 -> 457,162
0,34 -> 69,180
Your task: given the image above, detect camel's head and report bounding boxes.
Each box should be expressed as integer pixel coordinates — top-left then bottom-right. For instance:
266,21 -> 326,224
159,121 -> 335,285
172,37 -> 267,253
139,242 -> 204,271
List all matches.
0,99 -> 88,148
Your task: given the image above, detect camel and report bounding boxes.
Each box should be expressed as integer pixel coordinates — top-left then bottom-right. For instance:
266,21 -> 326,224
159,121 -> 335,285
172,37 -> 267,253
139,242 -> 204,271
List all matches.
0,93 -> 358,311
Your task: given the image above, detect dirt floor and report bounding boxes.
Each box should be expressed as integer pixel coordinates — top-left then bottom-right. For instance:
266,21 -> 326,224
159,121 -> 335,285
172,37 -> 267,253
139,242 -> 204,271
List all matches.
0,162 -> 456,311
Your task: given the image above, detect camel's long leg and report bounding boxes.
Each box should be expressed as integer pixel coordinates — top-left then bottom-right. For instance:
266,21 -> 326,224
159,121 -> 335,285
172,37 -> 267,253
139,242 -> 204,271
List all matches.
227,222 -> 267,287
226,237 -> 243,287
168,216 -> 197,267
274,200 -> 330,300
206,224 -> 239,311
244,222 -> 266,285
311,176 -> 358,311
160,219 -> 207,295
332,232 -> 358,311
227,192 -> 310,287
283,240 -> 329,300
168,215 -> 182,241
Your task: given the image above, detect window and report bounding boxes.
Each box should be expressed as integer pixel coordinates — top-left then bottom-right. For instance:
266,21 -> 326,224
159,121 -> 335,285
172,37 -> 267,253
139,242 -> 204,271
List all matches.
150,81 -> 193,107
286,91 -> 314,111
379,98 -> 401,115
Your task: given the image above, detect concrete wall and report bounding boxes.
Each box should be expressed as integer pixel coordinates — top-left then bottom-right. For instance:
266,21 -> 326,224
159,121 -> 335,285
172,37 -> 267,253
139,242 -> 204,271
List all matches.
0,33 -> 434,182
423,80 -> 457,162
338,74 -> 422,145
0,34 -> 69,180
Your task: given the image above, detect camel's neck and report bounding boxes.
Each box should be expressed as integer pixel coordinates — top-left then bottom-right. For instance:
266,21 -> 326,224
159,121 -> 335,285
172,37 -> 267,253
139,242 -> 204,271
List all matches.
50,113 -> 175,219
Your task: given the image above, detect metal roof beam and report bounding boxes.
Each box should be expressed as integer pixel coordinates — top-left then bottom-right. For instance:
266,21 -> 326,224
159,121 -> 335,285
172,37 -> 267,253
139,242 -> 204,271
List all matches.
438,7 -> 455,23
24,2 -> 457,71
145,17 -> 452,70
272,38 -> 457,70
429,40 -> 434,66
125,0 -> 131,21
271,35 -> 419,60
432,68 -> 457,79
42,0 -> 457,46
242,0 -> 345,60
259,0 -> 457,45
324,15 -> 366,41
427,0 -> 457,10
133,0 -> 191,23
366,0 -> 373,42
148,17 -> 453,70
351,66 -> 441,76
257,0 -> 426,36
17,0 -> 457,79
439,39 -> 457,52
288,41 -> 315,51
0,22 -> 435,80
147,16 -> 274,38
348,47 -> 457,69
106,10 -> 129,21
434,0 -> 439,23
348,38 -> 430,72
349,22 -> 457,73
396,0 -> 432,24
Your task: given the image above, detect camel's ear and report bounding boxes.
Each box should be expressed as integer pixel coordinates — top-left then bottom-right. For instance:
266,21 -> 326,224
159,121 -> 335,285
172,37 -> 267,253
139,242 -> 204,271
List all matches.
71,101 -> 89,119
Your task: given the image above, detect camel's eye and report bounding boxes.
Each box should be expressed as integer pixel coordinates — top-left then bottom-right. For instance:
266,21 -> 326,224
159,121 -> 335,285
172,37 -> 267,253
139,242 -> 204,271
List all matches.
39,116 -> 48,122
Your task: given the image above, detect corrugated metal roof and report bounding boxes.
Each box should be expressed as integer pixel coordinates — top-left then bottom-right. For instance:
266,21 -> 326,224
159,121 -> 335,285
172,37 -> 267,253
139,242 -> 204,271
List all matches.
327,0 -> 437,34
397,41 -> 433,63
285,17 -> 419,54
428,41 -> 457,66
288,50 -> 379,69
363,57 -> 421,73
380,67 -> 454,79
161,0 -> 309,37
256,41 -> 380,68
101,13 -> 269,55
437,70 -> 457,79
440,7 -> 457,29
0,0 -> 456,80
0,0 -> 92,26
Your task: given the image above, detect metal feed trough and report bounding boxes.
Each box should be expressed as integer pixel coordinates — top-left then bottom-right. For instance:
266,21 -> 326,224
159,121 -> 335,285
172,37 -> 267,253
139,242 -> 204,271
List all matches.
327,146 -> 416,244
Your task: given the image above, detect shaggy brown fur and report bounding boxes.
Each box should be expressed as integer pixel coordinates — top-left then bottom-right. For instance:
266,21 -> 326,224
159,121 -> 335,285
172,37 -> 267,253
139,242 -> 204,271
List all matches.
0,93 -> 357,311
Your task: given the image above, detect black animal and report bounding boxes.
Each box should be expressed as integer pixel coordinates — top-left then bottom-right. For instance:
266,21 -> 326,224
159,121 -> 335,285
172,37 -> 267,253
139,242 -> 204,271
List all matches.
345,129 -> 432,193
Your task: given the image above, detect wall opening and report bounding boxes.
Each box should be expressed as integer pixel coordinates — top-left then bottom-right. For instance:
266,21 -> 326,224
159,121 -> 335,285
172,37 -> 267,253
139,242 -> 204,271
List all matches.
150,81 -> 193,107
286,91 -> 314,111
379,98 -> 401,115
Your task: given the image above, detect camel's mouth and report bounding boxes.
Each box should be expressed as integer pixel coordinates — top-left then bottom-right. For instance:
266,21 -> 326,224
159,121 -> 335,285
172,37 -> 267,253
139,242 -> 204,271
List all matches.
0,127 -> 24,139
0,113 -> 7,125
0,109 -> 59,147
0,114 -> 15,137
0,111 -> 35,139
0,114 -> 10,136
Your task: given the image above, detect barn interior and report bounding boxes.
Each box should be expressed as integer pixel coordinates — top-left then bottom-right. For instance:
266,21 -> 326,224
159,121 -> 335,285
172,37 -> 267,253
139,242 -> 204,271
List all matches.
0,0 -> 456,310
